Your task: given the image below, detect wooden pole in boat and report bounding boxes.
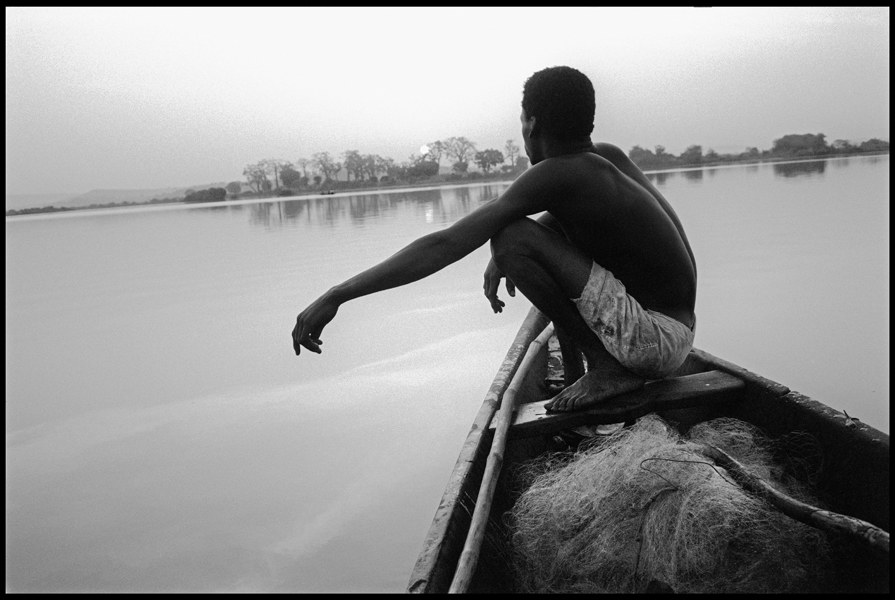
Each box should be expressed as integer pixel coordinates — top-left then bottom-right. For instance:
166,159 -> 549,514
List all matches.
449,322 -> 555,594
696,443 -> 890,555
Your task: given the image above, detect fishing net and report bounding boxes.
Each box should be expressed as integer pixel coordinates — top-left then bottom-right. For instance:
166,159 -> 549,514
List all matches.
507,415 -> 830,593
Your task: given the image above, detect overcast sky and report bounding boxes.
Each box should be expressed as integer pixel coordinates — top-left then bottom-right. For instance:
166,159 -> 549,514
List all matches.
5,7 -> 889,195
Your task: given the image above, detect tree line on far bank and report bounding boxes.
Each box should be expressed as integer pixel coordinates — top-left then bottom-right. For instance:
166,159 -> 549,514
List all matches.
629,134 -> 889,171
5,133 -> 889,216
229,132 -> 889,199
231,137 -> 528,198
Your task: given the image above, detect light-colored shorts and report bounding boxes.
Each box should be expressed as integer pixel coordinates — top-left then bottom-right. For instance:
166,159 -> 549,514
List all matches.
573,262 -> 695,379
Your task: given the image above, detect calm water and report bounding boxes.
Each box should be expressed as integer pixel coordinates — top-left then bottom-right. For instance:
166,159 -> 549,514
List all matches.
5,156 -> 889,592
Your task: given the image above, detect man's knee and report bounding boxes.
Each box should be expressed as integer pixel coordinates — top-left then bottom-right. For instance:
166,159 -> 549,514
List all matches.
490,219 -> 536,264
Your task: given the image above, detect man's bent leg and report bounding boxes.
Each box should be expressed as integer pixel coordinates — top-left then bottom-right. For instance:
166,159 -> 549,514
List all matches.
490,219 -> 645,411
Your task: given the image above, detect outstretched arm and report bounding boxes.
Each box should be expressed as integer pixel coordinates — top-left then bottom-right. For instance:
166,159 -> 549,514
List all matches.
292,180 -> 553,354
293,228 -> 479,354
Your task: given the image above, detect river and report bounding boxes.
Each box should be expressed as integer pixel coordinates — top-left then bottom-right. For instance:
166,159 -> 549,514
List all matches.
5,155 -> 888,592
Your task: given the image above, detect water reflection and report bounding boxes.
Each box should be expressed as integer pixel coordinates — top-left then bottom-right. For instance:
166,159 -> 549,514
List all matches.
239,158 -> 843,230
282,199 -> 307,221
773,160 -> 826,178
246,184 -> 508,230
249,204 -> 273,227
646,172 -> 675,186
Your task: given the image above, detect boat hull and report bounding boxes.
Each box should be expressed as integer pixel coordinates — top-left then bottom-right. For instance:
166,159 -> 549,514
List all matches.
408,307 -> 889,593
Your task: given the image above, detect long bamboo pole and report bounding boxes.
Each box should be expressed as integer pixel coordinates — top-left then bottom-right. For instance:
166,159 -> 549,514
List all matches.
448,322 -> 555,594
695,443 -> 889,554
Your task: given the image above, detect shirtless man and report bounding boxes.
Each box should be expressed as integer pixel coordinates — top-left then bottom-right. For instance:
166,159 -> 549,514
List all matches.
292,66 -> 697,412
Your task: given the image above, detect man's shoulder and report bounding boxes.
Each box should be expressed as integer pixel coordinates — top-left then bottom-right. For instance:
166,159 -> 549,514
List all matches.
591,142 -> 627,159
530,148 -> 617,179
503,153 -> 617,212
590,143 -> 634,169
501,146 -> 628,206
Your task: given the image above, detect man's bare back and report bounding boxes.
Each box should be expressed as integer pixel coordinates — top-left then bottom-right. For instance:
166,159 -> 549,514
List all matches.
534,144 -> 697,328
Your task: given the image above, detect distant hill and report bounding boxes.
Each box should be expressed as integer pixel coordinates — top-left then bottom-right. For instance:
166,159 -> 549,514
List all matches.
6,182 -> 230,211
5,193 -> 78,211
63,183 -> 230,208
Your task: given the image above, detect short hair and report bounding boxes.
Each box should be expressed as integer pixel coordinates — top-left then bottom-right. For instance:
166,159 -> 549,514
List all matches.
522,66 -> 595,141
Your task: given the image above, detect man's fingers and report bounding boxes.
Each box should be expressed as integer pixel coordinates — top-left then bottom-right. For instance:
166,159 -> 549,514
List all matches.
293,296 -> 338,357
301,339 -> 322,354
506,279 -> 516,297
483,276 -> 499,312
293,319 -> 323,355
292,322 -> 302,355
297,331 -> 322,354
303,324 -> 323,353
485,281 -> 504,313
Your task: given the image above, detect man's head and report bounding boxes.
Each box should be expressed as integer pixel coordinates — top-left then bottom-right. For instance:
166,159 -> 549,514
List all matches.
521,66 -> 595,144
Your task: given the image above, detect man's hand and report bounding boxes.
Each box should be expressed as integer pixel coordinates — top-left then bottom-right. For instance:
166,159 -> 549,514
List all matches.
292,293 -> 339,355
483,258 -> 515,313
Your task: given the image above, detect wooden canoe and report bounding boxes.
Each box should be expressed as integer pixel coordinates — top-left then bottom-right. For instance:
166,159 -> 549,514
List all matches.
407,306 -> 889,593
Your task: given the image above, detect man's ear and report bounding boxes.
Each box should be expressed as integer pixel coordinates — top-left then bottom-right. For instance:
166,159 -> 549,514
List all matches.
528,115 -> 539,138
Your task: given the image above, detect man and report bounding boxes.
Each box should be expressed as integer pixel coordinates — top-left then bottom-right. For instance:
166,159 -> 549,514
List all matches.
293,66 -> 697,412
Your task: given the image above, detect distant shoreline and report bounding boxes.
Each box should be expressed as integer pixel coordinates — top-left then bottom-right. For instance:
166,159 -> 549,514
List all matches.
6,151 -> 888,218
641,151 -> 889,174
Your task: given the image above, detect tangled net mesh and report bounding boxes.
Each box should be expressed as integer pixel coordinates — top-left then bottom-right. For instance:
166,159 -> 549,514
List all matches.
508,415 -> 830,593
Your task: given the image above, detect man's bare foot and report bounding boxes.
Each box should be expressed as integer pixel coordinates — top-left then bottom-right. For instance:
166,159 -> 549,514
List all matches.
545,369 -> 645,412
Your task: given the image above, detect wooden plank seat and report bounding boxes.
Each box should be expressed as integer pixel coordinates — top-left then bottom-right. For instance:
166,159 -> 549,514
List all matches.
491,370 -> 745,440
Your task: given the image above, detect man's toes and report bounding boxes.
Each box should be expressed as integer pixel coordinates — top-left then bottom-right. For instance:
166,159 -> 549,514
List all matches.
560,397 -> 575,411
547,394 -> 568,412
